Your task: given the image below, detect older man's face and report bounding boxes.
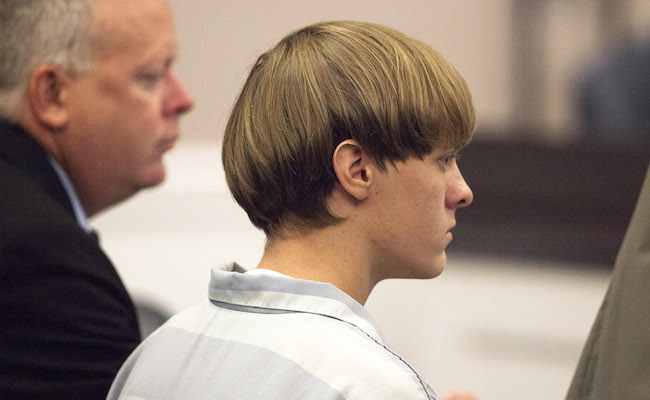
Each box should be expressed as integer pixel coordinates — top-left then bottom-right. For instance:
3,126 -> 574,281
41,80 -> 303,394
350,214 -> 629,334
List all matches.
57,0 -> 193,215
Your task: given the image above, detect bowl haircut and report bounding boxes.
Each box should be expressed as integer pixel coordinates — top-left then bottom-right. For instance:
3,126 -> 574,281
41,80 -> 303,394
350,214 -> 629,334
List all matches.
223,21 -> 476,237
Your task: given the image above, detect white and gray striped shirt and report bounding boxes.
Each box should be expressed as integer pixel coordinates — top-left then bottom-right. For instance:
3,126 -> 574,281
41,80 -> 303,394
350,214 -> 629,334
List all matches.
107,263 -> 437,400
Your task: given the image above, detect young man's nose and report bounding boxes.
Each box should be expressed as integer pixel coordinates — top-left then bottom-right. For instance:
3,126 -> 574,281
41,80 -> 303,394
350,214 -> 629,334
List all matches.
446,170 -> 473,209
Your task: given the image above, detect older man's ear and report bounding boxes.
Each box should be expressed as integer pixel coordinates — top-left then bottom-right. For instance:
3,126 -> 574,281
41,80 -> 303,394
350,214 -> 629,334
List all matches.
27,64 -> 72,130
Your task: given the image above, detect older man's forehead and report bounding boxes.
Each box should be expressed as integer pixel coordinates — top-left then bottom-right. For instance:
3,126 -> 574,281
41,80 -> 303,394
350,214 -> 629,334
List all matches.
90,0 -> 174,50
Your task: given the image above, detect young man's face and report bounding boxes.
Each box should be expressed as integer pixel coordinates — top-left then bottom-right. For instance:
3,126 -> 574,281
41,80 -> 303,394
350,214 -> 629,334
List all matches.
366,146 -> 473,281
56,0 -> 193,215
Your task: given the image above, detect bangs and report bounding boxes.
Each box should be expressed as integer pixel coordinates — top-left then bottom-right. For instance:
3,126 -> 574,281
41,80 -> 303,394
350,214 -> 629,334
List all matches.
390,35 -> 476,157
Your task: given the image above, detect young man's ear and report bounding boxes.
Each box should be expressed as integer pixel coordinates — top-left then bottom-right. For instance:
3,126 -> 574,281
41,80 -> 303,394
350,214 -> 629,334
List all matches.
27,64 -> 71,130
332,139 -> 374,201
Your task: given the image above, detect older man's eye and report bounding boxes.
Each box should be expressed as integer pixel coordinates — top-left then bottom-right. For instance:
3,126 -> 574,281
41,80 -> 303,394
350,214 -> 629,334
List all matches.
136,72 -> 163,89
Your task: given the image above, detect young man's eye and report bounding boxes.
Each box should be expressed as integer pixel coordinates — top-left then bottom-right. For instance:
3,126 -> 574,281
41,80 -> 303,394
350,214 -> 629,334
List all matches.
441,153 -> 454,166
439,151 -> 462,168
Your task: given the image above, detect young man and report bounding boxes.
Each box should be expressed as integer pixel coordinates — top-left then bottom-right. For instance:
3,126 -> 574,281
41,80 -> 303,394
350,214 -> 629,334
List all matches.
0,0 -> 193,397
108,21 -> 474,399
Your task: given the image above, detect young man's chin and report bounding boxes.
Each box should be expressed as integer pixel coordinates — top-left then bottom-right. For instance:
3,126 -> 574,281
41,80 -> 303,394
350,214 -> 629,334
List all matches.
401,255 -> 447,280
427,253 -> 447,279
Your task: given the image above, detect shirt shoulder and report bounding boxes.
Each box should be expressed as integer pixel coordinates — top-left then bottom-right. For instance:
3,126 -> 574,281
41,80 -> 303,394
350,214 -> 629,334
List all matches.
113,300 -> 437,400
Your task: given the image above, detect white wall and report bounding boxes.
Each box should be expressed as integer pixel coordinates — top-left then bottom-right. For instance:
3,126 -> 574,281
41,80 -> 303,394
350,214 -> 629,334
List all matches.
170,0 -> 512,141
168,0 -> 650,143
93,142 -> 612,400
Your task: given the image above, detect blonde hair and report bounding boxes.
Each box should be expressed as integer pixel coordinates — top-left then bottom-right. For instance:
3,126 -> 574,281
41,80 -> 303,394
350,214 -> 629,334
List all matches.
223,21 -> 476,237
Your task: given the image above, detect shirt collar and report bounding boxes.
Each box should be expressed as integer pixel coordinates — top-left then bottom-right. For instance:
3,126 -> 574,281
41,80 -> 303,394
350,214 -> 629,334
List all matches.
209,263 -> 385,343
47,156 -> 92,233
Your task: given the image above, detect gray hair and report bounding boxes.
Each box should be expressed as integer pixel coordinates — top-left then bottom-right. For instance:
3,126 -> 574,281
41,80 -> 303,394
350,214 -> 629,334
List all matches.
0,0 -> 94,119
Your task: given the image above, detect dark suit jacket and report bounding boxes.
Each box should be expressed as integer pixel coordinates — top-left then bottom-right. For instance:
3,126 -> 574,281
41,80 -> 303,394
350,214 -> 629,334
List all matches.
0,120 -> 141,399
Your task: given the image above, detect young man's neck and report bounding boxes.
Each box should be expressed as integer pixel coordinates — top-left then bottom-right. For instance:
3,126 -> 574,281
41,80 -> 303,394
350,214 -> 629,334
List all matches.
257,224 -> 377,305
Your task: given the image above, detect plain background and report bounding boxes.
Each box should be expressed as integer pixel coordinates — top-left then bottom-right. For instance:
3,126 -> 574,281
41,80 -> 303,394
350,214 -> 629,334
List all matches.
167,0 -> 650,142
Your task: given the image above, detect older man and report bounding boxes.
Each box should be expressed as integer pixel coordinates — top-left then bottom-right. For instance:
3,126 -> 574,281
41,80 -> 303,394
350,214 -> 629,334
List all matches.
0,0 -> 193,398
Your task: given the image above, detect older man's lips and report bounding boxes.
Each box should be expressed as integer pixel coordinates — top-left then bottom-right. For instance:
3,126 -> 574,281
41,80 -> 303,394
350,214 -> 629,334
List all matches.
159,136 -> 178,153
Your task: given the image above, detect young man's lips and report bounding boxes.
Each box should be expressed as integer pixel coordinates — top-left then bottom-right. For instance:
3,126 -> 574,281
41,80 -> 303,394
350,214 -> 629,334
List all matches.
446,224 -> 456,242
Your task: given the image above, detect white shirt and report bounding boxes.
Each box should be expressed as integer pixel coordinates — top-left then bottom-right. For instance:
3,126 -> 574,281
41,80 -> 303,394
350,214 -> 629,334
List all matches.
108,263 -> 438,399
48,156 -> 91,233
